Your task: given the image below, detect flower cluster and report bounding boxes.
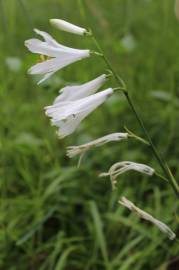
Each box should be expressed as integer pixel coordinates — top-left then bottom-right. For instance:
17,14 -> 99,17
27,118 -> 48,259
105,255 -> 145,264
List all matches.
25,23 -> 114,137
25,18 -> 175,240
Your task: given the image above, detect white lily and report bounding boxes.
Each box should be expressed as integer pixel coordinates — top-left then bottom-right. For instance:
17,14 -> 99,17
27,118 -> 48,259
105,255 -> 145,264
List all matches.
25,28 -> 90,84
66,133 -> 128,158
99,161 -> 154,189
54,74 -> 108,104
119,197 -> 176,240
45,88 -> 113,138
50,19 -> 89,36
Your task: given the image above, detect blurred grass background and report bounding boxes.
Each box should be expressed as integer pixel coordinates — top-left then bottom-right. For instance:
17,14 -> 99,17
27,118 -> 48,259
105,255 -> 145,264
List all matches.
1,0 -> 179,269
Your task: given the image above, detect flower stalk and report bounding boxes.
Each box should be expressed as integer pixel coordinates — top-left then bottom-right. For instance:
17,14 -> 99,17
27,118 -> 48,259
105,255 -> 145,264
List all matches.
90,31 -> 179,198
25,15 -> 177,244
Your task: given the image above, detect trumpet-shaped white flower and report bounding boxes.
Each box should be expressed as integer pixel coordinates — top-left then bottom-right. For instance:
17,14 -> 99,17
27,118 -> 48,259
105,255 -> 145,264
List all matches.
54,74 -> 108,104
66,133 -> 128,158
25,28 -> 90,84
175,0 -> 179,20
50,19 -> 89,36
45,88 -> 113,138
119,197 -> 176,240
99,161 -> 154,189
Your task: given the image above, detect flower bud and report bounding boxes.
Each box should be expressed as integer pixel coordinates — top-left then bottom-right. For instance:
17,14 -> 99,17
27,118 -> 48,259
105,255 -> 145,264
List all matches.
50,19 -> 88,36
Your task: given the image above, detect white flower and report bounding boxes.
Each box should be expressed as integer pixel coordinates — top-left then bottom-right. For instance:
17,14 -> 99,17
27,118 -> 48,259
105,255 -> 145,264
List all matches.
175,0 -> 179,20
50,19 -> 89,36
119,197 -> 176,240
54,74 -> 108,104
99,161 -> 154,189
24,29 -> 90,84
66,133 -> 128,158
45,88 -> 113,138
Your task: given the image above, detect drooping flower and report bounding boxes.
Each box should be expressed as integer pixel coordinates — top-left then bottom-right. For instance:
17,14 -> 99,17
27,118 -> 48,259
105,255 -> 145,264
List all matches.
25,28 -> 90,84
54,74 -> 108,104
66,133 -> 128,158
45,88 -> 113,138
99,161 -> 154,189
119,197 -> 176,240
50,19 -> 89,36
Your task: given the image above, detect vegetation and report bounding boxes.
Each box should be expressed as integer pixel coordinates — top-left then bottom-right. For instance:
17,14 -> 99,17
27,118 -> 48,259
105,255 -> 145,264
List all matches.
1,0 -> 179,269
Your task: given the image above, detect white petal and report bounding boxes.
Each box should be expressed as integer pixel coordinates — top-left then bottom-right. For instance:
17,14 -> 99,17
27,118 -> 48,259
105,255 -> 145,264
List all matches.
25,38 -> 90,58
51,104 -> 96,138
25,38 -> 66,57
45,89 -> 113,138
55,113 -> 87,138
56,119 -> 82,138
28,58 -> 62,74
37,72 -> 54,85
54,74 -> 107,103
50,19 -> 87,36
28,52 -> 90,75
34,28 -> 60,47
45,88 -> 113,120
34,28 -> 89,54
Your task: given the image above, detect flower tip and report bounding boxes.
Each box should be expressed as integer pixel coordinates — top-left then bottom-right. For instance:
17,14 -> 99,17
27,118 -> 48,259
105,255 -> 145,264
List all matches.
56,130 -> 66,139
24,40 -> 28,47
27,67 -> 33,75
49,18 -> 57,25
24,39 -> 32,50
99,172 -> 108,178
33,28 -> 39,34
102,73 -> 108,80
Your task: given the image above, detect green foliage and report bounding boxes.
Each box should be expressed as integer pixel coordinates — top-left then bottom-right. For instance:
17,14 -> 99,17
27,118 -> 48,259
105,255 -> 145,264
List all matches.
1,0 -> 179,269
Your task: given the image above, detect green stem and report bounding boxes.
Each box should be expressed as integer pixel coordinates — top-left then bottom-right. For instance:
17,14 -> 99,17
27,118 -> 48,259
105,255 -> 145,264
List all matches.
91,34 -> 126,90
125,126 -> 149,145
90,33 -> 179,198
155,172 -> 168,183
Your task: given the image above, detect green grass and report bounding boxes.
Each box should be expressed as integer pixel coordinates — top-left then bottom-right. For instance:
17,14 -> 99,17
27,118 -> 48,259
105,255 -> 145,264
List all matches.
1,0 -> 179,269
